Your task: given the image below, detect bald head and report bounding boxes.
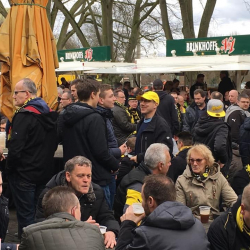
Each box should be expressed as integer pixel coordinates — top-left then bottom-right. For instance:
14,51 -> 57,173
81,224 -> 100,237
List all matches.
178,95 -> 184,107
229,90 -> 238,105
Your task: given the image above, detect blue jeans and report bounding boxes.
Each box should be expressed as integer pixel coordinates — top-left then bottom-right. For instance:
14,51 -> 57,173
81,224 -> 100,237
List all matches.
108,175 -> 116,209
8,174 -> 45,238
100,185 -> 112,210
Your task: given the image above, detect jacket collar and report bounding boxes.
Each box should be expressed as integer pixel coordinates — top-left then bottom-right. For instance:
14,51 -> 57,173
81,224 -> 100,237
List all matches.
47,212 -> 76,221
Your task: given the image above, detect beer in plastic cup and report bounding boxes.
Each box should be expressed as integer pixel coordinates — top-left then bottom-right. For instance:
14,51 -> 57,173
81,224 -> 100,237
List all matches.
199,206 -> 210,223
132,203 -> 144,216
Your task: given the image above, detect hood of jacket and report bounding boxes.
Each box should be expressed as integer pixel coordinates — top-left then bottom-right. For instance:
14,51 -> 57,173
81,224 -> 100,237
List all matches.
183,162 -> 221,181
62,102 -> 97,127
194,115 -> 225,137
20,98 -> 57,131
155,90 -> 168,100
46,171 -> 96,203
24,97 -> 50,113
143,201 -> 195,230
96,105 -> 113,119
225,104 -> 243,122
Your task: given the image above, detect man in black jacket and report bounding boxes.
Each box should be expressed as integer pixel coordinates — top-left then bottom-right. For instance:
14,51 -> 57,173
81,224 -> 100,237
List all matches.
131,91 -> 173,164
208,185 -> 250,250
225,93 -> 250,183
168,131 -> 192,182
153,79 -> 179,136
114,143 -> 171,222
36,156 -> 119,249
7,78 -> 58,238
116,175 -> 210,250
183,89 -> 207,132
193,99 -> 232,177
218,71 -> 235,98
112,89 -> 136,146
61,79 -> 119,209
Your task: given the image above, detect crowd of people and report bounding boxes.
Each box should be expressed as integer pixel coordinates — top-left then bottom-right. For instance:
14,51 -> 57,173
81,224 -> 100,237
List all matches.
1,71 -> 250,249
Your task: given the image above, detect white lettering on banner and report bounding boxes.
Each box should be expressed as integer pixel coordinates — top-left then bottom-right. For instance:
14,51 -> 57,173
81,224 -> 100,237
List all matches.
185,37 -> 236,54
65,51 -> 84,60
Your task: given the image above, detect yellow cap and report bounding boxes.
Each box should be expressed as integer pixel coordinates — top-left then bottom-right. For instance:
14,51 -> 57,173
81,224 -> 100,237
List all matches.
136,91 -> 160,104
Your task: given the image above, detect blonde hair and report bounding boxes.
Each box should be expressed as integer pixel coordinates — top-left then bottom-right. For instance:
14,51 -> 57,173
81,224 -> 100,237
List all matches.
187,144 -> 215,168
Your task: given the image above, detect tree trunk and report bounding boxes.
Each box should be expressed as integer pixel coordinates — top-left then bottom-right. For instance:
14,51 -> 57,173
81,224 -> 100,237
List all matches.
179,0 -> 195,38
159,0 -> 173,40
198,0 -> 217,37
125,0 -> 159,62
54,0 -> 90,48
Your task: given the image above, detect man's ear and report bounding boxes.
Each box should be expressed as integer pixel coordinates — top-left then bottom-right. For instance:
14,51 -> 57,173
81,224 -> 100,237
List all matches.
99,97 -> 104,105
241,204 -> 245,215
65,172 -> 71,183
148,196 -> 156,209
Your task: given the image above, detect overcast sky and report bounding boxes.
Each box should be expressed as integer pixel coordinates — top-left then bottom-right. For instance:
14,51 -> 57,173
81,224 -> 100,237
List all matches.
194,0 -> 250,37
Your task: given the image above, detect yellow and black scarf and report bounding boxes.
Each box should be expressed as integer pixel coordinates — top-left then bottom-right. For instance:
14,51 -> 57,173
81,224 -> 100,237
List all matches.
236,206 -> 250,237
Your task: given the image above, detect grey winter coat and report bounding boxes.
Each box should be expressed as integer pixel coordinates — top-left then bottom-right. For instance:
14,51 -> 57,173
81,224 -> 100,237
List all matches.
116,201 -> 210,250
19,212 -> 105,250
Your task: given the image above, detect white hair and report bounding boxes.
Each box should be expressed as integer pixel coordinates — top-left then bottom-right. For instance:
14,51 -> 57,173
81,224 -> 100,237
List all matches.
144,143 -> 169,170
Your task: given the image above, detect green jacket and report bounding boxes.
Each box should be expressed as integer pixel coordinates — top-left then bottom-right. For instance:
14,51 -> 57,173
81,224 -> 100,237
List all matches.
19,212 -> 105,250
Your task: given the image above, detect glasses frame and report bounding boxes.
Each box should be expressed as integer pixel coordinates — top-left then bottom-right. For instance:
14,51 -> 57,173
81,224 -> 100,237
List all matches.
189,158 -> 204,164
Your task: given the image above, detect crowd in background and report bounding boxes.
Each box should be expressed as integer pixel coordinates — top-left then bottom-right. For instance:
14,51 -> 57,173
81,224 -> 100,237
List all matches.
1,71 -> 250,249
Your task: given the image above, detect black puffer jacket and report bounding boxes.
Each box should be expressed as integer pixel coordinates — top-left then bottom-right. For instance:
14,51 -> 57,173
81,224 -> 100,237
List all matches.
61,103 -> 119,186
231,168 -> 250,195
193,114 -> 232,175
208,196 -> 250,250
0,195 -> 9,242
183,102 -> 207,132
36,171 -> 120,236
114,162 -> 151,222
155,91 -> 179,135
116,201 -> 210,250
112,103 -> 137,146
135,114 -> 173,163
240,117 -> 250,166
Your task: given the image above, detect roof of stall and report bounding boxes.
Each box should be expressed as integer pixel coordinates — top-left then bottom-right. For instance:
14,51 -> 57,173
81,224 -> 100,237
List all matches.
56,55 -> 250,74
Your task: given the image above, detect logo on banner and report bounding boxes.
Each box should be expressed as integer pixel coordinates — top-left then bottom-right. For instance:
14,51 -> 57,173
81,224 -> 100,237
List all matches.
85,48 -> 93,61
220,37 -> 236,55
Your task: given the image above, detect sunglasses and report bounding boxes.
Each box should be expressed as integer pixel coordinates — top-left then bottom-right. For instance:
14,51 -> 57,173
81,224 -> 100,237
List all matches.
189,158 -> 204,164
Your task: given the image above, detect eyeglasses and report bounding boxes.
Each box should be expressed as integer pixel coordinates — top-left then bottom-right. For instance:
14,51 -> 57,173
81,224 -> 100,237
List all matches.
13,90 -> 30,95
189,158 -> 204,164
61,98 -> 69,101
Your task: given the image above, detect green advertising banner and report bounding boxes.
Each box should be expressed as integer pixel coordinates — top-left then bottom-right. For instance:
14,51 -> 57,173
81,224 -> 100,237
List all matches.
57,46 -> 111,62
166,35 -> 250,57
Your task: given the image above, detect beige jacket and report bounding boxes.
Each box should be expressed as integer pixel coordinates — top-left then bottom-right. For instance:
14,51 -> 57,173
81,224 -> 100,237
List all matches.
175,163 -> 237,217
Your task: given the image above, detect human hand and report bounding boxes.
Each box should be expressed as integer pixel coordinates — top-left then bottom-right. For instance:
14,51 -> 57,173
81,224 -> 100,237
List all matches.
104,231 -> 116,249
0,147 -> 5,161
120,205 -> 145,224
86,216 -> 99,226
119,143 -> 127,155
218,161 -> 225,168
130,155 -> 137,163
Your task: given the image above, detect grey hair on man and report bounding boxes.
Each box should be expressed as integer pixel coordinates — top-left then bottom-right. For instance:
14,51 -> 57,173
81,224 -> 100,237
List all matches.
22,78 -> 37,95
65,156 -> 92,173
144,143 -> 169,170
